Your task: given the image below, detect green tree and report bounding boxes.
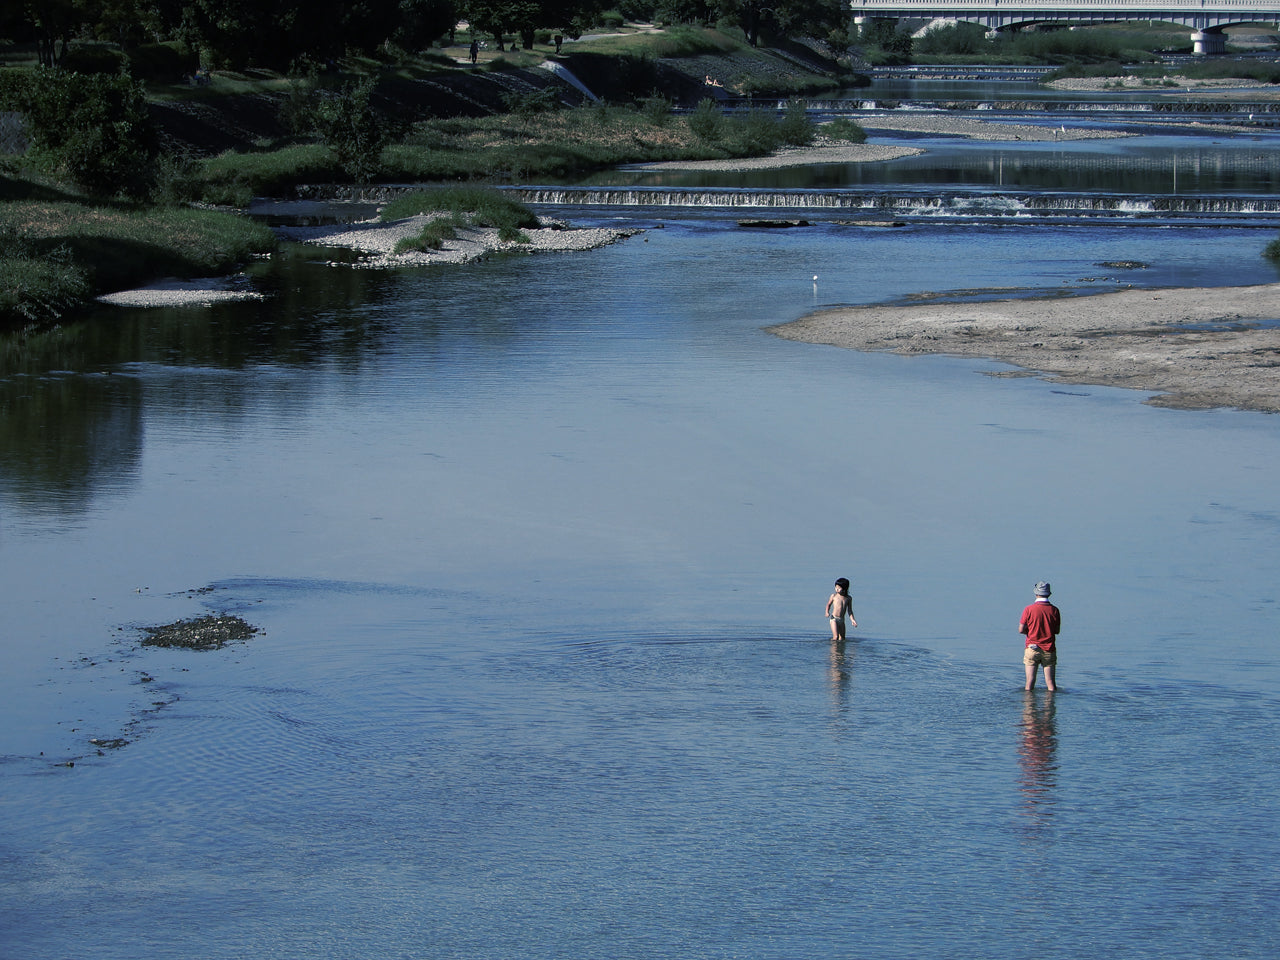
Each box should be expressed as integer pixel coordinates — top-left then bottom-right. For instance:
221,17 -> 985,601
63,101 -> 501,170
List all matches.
461,0 -> 519,49
390,0 -> 460,53
861,17 -> 913,60
687,97 -> 721,140
718,0 -> 850,49
21,0 -> 84,67
310,78 -> 395,182
180,0 -> 448,70
460,0 -> 597,51
915,21 -> 988,56
6,68 -> 157,197
654,0 -> 717,27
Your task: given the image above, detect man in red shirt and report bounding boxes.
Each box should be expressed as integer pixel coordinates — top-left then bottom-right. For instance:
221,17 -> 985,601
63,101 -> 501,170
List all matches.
1019,581 -> 1061,692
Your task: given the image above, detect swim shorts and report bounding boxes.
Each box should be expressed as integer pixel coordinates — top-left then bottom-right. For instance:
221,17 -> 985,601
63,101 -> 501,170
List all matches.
1023,645 -> 1057,666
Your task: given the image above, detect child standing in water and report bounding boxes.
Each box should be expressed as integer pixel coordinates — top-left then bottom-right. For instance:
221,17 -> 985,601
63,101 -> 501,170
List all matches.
826,578 -> 857,641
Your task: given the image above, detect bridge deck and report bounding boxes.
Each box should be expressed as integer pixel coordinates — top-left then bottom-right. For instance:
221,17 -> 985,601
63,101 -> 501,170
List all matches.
850,0 -> 1280,47
852,0 -> 1280,11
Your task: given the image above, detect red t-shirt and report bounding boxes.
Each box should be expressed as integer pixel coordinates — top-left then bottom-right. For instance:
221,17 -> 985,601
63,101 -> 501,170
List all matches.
1020,600 -> 1061,651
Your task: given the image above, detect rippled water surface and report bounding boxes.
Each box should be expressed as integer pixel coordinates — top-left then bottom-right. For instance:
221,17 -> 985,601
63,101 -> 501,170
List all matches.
3,119 -> 1280,958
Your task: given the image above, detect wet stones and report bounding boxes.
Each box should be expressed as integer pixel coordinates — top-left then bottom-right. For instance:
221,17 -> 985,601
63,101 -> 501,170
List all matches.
140,614 -> 259,650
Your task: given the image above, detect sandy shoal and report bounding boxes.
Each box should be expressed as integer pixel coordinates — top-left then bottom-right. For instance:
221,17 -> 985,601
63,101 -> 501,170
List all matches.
274,214 -> 638,265
642,141 -> 925,171
642,117 -> 1132,172
1046,76 -> 1280,99
854,115 -> 1132,141
99,214 -> 639,306
97,277 -> 266,307
768,284 -> 1280,413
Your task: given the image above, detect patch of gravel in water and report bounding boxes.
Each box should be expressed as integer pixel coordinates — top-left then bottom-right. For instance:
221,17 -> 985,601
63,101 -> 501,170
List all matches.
97,276 -> 266,308
276,215 -> 641,266
140,614 -> 260,650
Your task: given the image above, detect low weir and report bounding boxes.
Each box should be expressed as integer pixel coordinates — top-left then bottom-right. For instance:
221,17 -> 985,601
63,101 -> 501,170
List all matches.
510,186 -> 1280,224
791,99 -> 1280,117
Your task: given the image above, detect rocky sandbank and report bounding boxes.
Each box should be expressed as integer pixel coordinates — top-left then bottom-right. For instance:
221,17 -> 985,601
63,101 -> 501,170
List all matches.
769,284 -> 1280,413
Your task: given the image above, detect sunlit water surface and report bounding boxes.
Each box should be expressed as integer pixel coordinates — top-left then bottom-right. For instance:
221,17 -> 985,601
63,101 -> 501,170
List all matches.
2,203 -> 1280,957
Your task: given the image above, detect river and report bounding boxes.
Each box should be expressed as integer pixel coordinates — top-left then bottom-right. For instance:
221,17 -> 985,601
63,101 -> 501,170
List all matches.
2,82 -> 1279,959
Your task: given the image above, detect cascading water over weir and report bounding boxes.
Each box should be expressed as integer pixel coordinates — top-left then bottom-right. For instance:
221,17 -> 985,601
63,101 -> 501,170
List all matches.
507,186 -> 1280,225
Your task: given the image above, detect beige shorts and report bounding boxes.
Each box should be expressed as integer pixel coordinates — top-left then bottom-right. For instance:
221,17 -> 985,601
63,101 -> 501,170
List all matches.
1023,645 -> 1057,666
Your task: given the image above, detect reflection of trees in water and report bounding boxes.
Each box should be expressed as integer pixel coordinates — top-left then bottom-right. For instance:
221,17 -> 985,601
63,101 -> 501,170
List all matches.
0,252 -> 399,518
1017,691 -> 1058,832
0,241 -> 670,518
0,369 -> 143,517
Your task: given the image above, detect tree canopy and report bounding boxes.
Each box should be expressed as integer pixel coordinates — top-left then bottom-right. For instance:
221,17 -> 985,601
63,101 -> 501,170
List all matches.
5,0 -> 859,69
6,0 -> 463,70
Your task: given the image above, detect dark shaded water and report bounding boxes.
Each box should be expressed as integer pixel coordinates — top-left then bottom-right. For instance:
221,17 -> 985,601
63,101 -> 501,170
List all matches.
3,93 -> 1280,959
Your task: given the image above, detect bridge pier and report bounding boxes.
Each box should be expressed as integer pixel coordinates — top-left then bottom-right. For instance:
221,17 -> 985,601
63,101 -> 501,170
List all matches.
1191,30 -> 1228,54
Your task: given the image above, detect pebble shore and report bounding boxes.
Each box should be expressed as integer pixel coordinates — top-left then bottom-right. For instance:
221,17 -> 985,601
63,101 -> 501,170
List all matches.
770,284 -> 1280,413
274,214 -> 639,265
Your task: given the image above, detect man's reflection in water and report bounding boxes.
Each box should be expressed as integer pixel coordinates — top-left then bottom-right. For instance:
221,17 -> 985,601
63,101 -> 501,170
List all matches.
1017,691 -> 1058,832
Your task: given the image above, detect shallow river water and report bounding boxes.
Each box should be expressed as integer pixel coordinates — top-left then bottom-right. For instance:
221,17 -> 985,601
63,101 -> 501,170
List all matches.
3,97 -> 1280,959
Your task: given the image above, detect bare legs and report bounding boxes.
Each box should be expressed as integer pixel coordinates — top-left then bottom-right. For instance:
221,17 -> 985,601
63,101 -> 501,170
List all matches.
1025,661 -> 1057,692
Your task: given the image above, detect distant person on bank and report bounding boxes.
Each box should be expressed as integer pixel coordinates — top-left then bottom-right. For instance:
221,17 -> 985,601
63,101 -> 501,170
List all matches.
1019,581 -> 1061,691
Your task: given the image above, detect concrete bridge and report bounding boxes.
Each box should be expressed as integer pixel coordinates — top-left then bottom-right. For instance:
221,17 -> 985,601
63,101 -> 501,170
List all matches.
851,0 -> 1280,53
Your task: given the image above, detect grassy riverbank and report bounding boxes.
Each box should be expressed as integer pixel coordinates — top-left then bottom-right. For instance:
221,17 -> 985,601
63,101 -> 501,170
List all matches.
0,176 -> 276,328
1,93 -> 832,327
199,97 -> 830,205
0,23 -> 855,327
3,18 -> 1279,330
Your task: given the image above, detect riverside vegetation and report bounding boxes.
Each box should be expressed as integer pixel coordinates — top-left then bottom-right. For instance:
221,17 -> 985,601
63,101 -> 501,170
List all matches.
0,22 -> 863,329
3,17 -> 1280,329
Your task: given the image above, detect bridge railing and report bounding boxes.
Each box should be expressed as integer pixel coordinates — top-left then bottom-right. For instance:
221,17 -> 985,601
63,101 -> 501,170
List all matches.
852,0 -> 1280,9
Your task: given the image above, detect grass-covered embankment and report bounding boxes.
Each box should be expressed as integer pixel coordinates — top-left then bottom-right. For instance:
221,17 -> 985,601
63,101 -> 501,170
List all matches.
200,96 -> 839,204
0,178 -> 276,329
0,23 -> 856,329
555,24 -> 852,100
